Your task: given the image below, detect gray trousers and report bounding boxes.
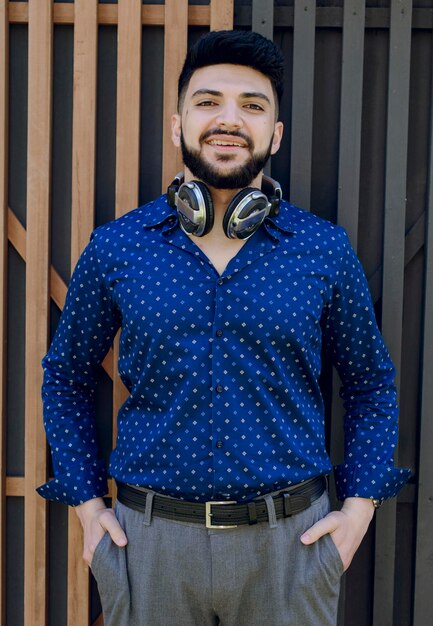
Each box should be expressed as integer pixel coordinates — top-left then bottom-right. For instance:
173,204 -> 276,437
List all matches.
91,491 -> 343,626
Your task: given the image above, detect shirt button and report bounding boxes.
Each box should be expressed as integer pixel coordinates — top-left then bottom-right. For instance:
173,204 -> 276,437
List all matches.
216,385 -> 224,394
217,278 -> 224,286
216,329 -> 223,337
216,440 -> 224,449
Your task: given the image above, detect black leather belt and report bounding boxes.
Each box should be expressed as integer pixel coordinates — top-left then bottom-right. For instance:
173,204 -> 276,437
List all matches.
116,476 -> 326,529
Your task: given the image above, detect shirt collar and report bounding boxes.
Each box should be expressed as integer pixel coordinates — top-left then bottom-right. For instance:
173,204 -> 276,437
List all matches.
142,195 -> 179,232
141,194 -> 296,238
264,200 -> 296,239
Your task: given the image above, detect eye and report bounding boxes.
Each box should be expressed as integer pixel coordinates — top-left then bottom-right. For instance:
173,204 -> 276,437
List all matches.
244,103 -> 265,111
196,100 -> 218,107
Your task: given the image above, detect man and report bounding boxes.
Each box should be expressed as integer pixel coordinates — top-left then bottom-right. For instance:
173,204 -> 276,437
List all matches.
38,30 -> 410,626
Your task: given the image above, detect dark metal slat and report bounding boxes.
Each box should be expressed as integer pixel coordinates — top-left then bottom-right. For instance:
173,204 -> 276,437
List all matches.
413,49 -> 433,626
252,0 -> 274,177
336,0 -> 365,249
290,0 -> 315,211
234,7 -> 432,30
332,5 -> 366,623
373,3 -> 412,625
252,0 -> 274,41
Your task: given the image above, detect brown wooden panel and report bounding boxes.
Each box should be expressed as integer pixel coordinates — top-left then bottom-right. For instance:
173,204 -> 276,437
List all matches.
210,0 -> 234,31
8,207 -> 115,383
162,0 -> 188,192
24,2 -> 53,625
68,2 -> 99,623
6,476 -> 24,497
0,1 -> 8,623
7,3 -> 211,28
113,0 -> 143,482
5,476 -> 117,499
116,0 -> 142,218
7,208 -> 25,260
71,0 -> 98,269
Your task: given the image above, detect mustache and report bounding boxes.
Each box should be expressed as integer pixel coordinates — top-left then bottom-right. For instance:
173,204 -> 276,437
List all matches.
199,128 -> 254,150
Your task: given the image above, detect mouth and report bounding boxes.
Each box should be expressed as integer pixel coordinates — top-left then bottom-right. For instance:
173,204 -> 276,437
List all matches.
200,130 -> 252,151
206,138 -> 246,148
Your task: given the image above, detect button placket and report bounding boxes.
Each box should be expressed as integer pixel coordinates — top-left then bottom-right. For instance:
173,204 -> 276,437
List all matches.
211,275 -> 230,485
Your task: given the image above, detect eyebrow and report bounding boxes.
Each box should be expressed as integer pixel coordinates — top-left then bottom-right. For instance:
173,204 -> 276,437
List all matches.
191,88 -> 271,105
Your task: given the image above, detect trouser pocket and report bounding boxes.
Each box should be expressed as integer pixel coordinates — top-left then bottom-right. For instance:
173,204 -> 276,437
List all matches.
91,530 -> 131,626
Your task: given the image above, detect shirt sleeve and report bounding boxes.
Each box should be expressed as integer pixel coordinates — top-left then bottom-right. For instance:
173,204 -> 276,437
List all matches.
322,228 -> 411,501
36,231 -> 121,506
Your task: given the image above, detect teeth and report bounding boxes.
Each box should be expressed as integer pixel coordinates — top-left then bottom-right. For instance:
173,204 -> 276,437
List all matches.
208,140 -> 244,147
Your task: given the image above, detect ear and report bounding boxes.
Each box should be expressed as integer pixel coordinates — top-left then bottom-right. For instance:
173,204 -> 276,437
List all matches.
270,121 -> 284,156
171,113 -> 181,147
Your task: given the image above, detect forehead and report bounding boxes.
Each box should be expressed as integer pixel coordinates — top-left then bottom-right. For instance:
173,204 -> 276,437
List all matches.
185,64 -> 275,101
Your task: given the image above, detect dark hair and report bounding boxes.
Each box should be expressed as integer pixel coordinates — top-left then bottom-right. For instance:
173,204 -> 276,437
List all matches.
177,30 -> 284,112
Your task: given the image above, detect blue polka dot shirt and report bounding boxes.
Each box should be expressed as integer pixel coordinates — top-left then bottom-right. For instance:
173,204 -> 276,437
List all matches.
37,195 -> 411,506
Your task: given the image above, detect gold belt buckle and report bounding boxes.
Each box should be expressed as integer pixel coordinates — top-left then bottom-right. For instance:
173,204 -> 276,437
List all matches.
205,501 -> 238,529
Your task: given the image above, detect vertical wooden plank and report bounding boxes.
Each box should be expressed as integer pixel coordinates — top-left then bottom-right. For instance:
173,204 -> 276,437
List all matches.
290,0 -> 316,211
337,0 -> 365,248
113,0 -> 142,475
24,1 -> 53,625
162,0 -> 188,191
116,0 -> 141,218
413,54 -> 433,626
70,0 -> 98,268
0,1 -> 8,623
252,0 -> 274,40
373,3 -> 412,626
68,2 -> 98,625
210,0 -> 234,32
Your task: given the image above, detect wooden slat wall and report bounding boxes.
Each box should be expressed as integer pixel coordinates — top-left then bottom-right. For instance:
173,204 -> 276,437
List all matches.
2,2 -> 432,625
162,0 -> 188,191
24,2 -> 52,625
68,2 -> 98,624
210,0 -> 233,31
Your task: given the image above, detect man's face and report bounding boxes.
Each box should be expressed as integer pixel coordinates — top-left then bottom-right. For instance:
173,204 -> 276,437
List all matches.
172,64 -> 283,189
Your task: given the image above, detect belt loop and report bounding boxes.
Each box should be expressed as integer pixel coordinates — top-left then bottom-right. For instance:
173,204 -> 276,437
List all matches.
247,502 -> 258,525
264,494 -> 278,529
143,490 -> 155,526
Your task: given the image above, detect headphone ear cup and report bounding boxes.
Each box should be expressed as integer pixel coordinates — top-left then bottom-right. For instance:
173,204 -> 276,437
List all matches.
177,180 -> 214,237
191,181 -> 214,236
223,188 -> 269,239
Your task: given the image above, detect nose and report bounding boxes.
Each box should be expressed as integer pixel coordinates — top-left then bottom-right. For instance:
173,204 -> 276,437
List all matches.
215,100 -> 243,129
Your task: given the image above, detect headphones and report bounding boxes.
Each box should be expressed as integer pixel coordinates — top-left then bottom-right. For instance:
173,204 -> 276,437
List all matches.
167,173 -> 282,240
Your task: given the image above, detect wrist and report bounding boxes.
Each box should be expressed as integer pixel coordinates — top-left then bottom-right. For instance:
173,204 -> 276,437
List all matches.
342,496 -> 375,520
75,497 -> 106,524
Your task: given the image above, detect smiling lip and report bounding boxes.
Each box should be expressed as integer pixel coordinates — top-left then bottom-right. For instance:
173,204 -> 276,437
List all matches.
205,136 -> 247,148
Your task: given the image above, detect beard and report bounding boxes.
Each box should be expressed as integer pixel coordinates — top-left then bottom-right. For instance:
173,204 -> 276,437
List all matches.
180,129 -> 273,190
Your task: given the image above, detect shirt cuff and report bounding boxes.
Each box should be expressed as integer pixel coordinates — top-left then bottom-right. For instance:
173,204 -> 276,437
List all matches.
36,460 -> 108,506
333,462 -> 412,501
